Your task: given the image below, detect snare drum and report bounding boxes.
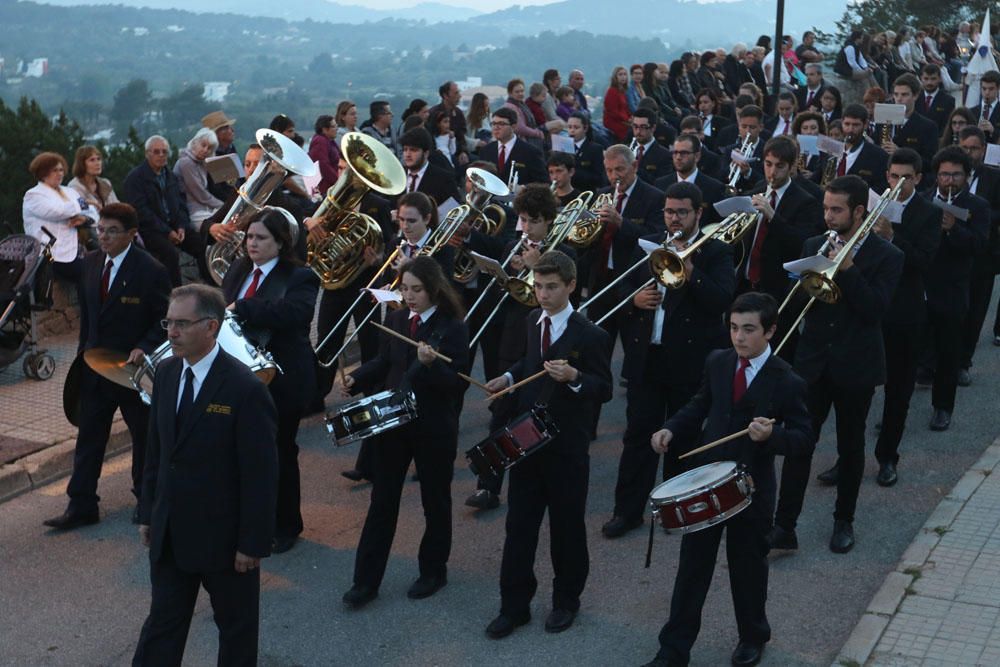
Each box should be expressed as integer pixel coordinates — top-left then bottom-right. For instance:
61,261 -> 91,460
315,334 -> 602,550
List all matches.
465,407 -> 559,478
648,461 -> 754,534
131,312 -> 279,405
325,390 -> 418,446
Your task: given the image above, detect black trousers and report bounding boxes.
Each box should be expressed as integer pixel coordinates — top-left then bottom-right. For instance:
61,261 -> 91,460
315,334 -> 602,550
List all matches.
613,348 -> 698,521
67,366 -> 149,513
463,284 -> 503,383
133,538 -> 260,667
774,371 -> 873,528
656,505 -> 771,665
141,229 -> 210,287
274,412 -> 304,540
928,308 -> 964,411
353,431 -> 456,589
500,442 -> 590,617
875,322 -> 923,465
960,273 -> 996,369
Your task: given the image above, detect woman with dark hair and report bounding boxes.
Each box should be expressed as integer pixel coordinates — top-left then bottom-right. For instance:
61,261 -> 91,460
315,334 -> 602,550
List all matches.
792,111 -> 827,175
941,107 -> 977,148
426,107 -> 457,166
667,59 -> 695,109
335,101 -> 358,143
695,88 -> 731,150
221,208 -> 320,554
337,254 -> 469,608
309,114 -> 341,195
465,92 -> 492,154
643,62 -> 681,124
604,65 -> 631,142
696,51 -> 726,99
269,114 -> 296,137
502,78 -> 546,148
541,68 -> 562,121
819,85 -> 843,123
627,63 -> 647,113
401,98 -> 430,125
68,145 -> 119,214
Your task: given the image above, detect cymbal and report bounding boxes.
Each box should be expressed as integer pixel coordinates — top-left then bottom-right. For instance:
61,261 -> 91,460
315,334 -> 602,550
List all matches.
83,348 -> 139,391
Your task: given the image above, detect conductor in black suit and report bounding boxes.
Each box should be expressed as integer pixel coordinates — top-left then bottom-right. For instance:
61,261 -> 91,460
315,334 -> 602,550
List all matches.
133,284 -> 278,666
221,209 -> 319,553
484,251 -> 612,638
478,107 -> 547,186
45,203 -> 171,530
771,176 -> 904,555
398,127 -> 461,208
603,182 -> 735,540
643,292 -> 813,667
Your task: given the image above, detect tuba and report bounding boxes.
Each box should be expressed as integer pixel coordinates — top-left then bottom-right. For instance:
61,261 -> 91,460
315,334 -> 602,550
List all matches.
452,168 -> 510,284
306,132 -> 406,290
567,181 -> 617,248
205,129 -> 316,285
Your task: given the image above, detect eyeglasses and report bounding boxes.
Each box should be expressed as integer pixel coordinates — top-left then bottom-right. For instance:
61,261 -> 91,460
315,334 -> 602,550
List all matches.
938,171 -> 966,180
160,317 -> 211,331
490,121 -> 511,127
96,226 -> 126,236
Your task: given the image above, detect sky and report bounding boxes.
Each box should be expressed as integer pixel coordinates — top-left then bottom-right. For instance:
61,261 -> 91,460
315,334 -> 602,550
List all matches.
343,0 -> 557,9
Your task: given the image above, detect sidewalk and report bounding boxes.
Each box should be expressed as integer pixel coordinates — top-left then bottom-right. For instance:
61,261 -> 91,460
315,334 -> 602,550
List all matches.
0,333 -> 131,502
837,436 -> 1000,667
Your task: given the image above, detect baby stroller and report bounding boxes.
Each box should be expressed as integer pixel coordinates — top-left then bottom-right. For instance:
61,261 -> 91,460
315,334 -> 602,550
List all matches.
0,227 -> 57,379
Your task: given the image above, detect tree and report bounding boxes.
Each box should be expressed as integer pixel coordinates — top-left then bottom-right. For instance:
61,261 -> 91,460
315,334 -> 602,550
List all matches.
820,0 -> 995,43
110,79 -> 152,140
159,84 -> 211,135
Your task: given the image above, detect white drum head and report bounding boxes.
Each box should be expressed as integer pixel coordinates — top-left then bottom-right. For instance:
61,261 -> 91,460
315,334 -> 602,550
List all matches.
650,461 -> 737,501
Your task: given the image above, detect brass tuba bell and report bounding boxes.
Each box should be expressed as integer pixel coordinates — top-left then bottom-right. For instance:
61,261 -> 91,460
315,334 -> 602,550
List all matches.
452,168 -> 510,284
306,132 -> 406,290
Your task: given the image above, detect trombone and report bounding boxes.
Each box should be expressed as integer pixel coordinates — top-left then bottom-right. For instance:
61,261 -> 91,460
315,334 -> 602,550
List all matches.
774,178 -> 907,354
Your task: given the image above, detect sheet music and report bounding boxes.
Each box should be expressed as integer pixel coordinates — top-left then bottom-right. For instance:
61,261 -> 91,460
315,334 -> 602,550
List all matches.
638,238 -> 662,254
363,288 -> 402,303
797,134 -> 819,156
930,198 -> 970,221
868,188 -> 903,224
550,134 -> 575,154
783,254 -> 835,276
985,144 -> 1000,167
437,196 -> 460,220
713,196 -> 756,217
469,251 -> 508,283
816,135 -> 845,156
302,161 -> 322,196
205,153 -> 245,183
873,103 -> 907,125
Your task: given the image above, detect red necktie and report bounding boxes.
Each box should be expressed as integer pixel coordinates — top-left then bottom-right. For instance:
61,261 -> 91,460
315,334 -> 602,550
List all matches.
925,94 -> 932,110
541,315 -> 551,356
406,242 -> 418,257
498,144 -> 507,175
244,267 -> 262,298
100,259 -> 113,303
747,191 -> 775,285
782,122 -> 790,135
409,313 -> 420,338
805,90 -> 814,107
409,173 -> 419,193
635,143 -> 645,165
732,357 -> 750,404
836,151 -> 848,177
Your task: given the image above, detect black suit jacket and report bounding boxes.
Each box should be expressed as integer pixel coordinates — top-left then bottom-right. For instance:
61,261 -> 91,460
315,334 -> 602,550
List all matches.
594,179 -> 666,271
793,233 -> 904,388
350,307 -> 469,440
698,147 -> 727,182
403,163 -> 461,209
635,141 -> 674,185
571,139 -> 607,192
123,160 -> 190,235
479,138 -> 547,185
664,348 -> 813,512
620,231 -> 735,383
796,85 -> 827,113
970,166 -> 1000,273
924,189 -> 991,315
815,141 -> 889,193
914,90 -> 956,133
78,245 -> 170,356
140,350 -> 279,572
881,114 -> 940,172
222,258 -> 320,414
884,194 -> 941,325
971,100 -> 1000,143
654,171 -> 727,226
740,180 -> 826,299
701,116 -> 732,152
507,310 -> 612,457
721,138 -> 767,193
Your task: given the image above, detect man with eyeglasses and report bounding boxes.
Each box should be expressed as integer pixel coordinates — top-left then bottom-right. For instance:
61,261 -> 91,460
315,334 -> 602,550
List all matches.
123,135 -> 212,286
630,108 -> 673,185
134,283 -> 278,666
479,107 -> 547,186
603,181 -> 736,539
654,134 -> 725,225
44,203 -> 171,531
361,100 -> 397,156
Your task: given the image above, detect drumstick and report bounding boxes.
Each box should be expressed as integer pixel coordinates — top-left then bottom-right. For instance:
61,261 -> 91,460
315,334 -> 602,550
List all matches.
678,418 -> 776,460
372,321 -> 454,363
485,364 -> 564,402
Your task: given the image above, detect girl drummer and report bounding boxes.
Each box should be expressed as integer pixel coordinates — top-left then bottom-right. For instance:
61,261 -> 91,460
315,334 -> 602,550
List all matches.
336,255 -> 469,608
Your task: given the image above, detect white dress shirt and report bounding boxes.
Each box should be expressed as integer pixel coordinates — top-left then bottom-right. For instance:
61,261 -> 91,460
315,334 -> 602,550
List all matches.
739,344 -> 771,388
677,168 -> 700,184
743,178 -> 791,279
105,243 -> 133,289
406,161 -> 430,193
177,342 -> 221,410
650,229 -> 699,345
844,141 -> 864,173
409,304 -> 437,326
402,228 -> 433,257
608,179 -> 639,270
503,302 -> 581,391
237,256 -> 279,299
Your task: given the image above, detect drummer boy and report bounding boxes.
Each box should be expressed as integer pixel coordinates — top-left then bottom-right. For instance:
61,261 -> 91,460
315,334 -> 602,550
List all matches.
643,292 -> 813,667
483,250 -> 612,639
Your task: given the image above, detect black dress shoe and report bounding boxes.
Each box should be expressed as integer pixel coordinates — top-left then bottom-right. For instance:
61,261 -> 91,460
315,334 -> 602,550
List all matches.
43,510 -> 99,530
341,469 -> 365,482
465,489 -> 500,510
765,525 -> 798,551
876,462 -> 898,487
131,506 -> 141,525
929,409 -> 951,431
731,641 -> 764,666
486,612 -> 530,639
958,368 -> 971,387
601,515 -> 643,538
544,608 -> 577,633
342,584 -> 378,608
407,574 -> 447,599
829,520 -> 855,554
816,463 -> 839,485
272,535 -> 298,554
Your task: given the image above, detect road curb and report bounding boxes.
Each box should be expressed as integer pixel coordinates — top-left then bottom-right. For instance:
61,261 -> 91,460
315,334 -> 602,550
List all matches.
0,428 -> 133,505
833,438 -> 1000,667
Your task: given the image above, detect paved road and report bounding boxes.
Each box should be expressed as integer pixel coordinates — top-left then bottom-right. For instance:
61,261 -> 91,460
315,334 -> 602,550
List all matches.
3,310 -> 999,666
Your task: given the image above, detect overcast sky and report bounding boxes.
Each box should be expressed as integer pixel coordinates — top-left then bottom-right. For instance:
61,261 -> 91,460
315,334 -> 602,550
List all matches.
347,0 -> 556,9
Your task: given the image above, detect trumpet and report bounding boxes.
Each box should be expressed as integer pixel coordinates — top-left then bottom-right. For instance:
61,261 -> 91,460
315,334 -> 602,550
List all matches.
774,178 -> 908,353
567,179 -> 618,248
726,134 -> 755,195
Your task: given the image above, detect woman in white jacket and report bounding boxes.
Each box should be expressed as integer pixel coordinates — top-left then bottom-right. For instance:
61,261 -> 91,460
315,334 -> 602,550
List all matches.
173,128 -> 223,227
22,151 -> 95,285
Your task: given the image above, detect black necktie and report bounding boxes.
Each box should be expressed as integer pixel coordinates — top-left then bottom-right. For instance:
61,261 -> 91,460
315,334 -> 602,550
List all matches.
176,367 -> 195,430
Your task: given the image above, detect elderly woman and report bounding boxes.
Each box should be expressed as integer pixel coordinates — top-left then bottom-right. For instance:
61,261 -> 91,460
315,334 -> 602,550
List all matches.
173,128 -> 223,227
502,79 -> 545,149
22,151 -> 95,284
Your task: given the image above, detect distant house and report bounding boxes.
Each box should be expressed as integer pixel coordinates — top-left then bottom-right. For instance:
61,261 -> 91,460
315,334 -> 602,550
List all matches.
203,82 -> 230,103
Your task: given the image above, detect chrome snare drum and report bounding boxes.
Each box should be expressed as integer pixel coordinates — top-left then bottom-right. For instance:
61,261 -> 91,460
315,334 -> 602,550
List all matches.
648,461 -> 754,534
325,390 -> 418,446
131,312 -> 279,404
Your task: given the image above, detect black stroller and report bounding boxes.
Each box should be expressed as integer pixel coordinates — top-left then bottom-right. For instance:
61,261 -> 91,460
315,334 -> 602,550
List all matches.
0,227 -> 57,379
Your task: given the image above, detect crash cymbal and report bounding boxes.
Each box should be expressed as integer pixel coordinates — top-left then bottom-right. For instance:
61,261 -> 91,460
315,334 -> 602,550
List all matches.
83,348 -> 139,391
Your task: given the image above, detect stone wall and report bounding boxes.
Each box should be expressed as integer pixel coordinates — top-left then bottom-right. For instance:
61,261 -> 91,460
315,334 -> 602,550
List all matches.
36,279 -> 80,339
